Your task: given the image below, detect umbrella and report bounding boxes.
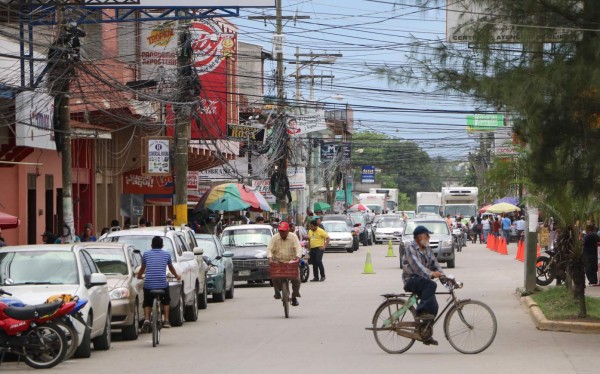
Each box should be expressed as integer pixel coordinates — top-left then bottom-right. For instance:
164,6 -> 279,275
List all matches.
348,204 -> 369,212
194,183 -> 271,212
0,211 -> 20,230
479,204 -> 492,213
313,202 -> 331,212
486,202 -> 521,214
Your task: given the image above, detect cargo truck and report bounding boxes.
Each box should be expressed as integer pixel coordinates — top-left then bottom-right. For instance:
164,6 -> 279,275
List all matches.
358,193 -> 387,214
369,188 -> 398,212
441,187 -> 478,218
416,192 -> 442,216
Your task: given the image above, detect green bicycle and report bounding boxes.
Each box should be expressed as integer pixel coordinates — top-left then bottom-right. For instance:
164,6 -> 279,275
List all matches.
366,277 -> 497,354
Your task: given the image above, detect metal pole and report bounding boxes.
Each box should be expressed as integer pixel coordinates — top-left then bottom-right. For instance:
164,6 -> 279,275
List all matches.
275,0 -> 288,216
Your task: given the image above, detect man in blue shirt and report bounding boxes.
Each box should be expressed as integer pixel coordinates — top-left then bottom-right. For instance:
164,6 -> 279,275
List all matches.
501,214 -> 512,244
137,236 -> 180,328
401,225 -> 444,346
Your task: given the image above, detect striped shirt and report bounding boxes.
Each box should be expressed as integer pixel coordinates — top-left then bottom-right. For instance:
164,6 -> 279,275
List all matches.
142,248 -> 172,289
401,240 -> 443,283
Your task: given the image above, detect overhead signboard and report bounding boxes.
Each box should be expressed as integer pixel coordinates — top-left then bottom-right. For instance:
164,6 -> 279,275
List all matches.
87,1 -> 275,7
123,168 -> 173,195
447,0 -> 577,43
286,110 -> 328,136
252,180 -> 276,204
361,165 -> 375,184
467,114 -> 504,132
15,91 -> 56,150
198,166 -> 238,182
287,167 -> 306,190
227,123 -> 265,142
142,137 -> 171,176
320,142 -> 351,162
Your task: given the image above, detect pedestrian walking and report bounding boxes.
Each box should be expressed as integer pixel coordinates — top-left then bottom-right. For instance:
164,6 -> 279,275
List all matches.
583,224 -> 599,286
501,214 -> 512,243
482,216 -> 491,243
80,224 -> 97,242
308,219 -> 330,282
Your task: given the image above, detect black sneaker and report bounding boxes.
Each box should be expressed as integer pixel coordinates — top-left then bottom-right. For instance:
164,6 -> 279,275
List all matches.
291,298 -> 299,306
310,278 -> 320,282
274,291 -> 281,299
320,276 -> 326,282
142,320 -> 150,333
423,337 -> 438,346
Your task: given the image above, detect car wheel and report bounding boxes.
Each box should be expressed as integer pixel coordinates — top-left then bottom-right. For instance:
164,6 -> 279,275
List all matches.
447,258 -> 456,269
213,277 -> 226,302
362,235 -> 368,246
347,248 -> 353,253
225,275 -> 235,299
121,299 -> 139,341
170,292 -> 185,327
184,286 -> 199,322
74,313 -> 92,358
92,308 -> 111,351
368,235 -> 373,246
198,280 -> 208,310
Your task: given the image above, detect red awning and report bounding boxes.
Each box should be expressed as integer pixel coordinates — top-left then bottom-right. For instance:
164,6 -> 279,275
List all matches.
0,211 -> 20,229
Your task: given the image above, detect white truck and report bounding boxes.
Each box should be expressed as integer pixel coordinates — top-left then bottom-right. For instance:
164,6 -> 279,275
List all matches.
416,192 -> 442,216
369,188 -> 398,212
358,193 -> 387,215
441,187 -> 478,218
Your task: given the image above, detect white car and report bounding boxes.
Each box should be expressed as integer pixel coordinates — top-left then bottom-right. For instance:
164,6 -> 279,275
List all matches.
0,244 -> 112,358
374,218 -> 405,244
101,226 -> 203,325
321,221 -> 354,253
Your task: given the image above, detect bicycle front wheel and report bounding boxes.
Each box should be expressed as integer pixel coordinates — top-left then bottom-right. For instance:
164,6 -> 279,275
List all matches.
282,281 -> 290,318
372,299 -> 417,354
444,300 -> 497,354
152,299 -> 159,347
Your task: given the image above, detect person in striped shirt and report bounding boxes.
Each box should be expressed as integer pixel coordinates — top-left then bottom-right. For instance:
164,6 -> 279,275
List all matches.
137,236 -> 181,328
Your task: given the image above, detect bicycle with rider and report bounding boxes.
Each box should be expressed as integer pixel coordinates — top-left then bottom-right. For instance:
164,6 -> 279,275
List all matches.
267,222 -> 302,306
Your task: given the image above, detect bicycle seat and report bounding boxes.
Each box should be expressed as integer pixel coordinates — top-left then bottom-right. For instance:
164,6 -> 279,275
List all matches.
149,289 -> 166,296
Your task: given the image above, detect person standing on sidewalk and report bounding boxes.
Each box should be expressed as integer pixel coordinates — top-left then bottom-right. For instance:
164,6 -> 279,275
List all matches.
583,224 -> 599,286
482,216 -> 491,243
501,214 -> 512,243
308,219 -> 330,282
515,216 -> 526,241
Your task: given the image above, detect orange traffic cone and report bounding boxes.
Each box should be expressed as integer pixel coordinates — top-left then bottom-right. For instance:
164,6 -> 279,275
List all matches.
498,237 -> 508,255
516,240 -> 524,262
490,235 -> 497,252
486,236 -> 491,250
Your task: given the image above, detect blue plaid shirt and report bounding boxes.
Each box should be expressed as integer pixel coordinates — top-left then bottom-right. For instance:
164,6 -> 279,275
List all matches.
401,240 -> 443,283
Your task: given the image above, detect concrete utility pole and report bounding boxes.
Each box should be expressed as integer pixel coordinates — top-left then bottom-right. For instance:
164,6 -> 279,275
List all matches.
173,24 -> 193,227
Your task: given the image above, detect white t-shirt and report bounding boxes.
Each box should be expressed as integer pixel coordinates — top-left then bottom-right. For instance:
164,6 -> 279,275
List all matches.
482,219 -> 491,230
516,219 -> 526,231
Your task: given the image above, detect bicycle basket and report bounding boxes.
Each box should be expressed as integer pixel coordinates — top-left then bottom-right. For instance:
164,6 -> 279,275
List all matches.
269,262 -> 299,279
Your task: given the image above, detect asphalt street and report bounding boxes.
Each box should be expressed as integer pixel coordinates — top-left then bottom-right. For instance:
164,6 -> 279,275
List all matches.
5,242 -> 600,373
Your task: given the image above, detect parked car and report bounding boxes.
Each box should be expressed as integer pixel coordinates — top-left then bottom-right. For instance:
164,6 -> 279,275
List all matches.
348,212 -> 373,246
400,218 -> 456,268
195,233 -> 234,302
322,215 -> 359,251
0,244 -> 112,358
321,221 -> 355,253
85,242 -> 144,340
373,217 -> 405,244
101,226 -> 204,326
221,224 -> 273,283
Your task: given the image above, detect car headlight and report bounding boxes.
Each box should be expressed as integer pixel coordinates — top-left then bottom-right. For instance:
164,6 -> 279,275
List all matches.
442,240 -> 451,247
110,287 -> 130,300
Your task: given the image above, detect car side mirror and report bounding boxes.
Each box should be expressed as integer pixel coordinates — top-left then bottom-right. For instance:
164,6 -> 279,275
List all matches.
180,252 -> 195,262
193,247 -> 204,256
203,255 -> 213,266
222,251 -> 234,258
88,273 -> 107,288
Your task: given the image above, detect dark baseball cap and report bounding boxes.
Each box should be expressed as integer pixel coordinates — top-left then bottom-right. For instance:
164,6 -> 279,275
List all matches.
413,225 -> 433,238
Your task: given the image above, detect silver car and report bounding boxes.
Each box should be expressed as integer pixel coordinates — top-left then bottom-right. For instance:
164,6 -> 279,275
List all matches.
400,218 -> 456,268
373,217 -> 404,244
321,221 -> 354,253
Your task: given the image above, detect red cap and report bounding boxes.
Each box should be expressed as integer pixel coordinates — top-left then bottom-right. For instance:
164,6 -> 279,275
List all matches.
278,222 -> 290,231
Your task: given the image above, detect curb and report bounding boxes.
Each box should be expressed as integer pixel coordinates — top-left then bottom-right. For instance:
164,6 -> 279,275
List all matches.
521,296 -> 600,334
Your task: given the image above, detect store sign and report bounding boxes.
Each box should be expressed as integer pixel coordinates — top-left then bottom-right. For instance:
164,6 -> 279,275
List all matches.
123,168 -> 173,195
226,123 -> 265,141
320,142 -> 351,162
467,114 -> 504,132
139,21 -> 178,97
495,146 -> 517,156
286,110 -> 327,136
287,167 -> 306,190
252,180 -> 276,204
198,166 -> 238,182
15,91 -> 56,150
187,171 -> 199,190
361,165 -> 375,183
145,137 -> 171,175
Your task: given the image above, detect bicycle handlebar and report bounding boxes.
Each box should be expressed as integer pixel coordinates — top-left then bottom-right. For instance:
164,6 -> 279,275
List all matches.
439,276 -> 463,289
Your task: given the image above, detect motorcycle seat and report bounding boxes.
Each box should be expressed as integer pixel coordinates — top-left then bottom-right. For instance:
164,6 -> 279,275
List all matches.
4,300 -> 63,320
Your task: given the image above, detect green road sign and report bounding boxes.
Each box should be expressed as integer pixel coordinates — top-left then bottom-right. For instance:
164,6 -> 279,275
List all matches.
467,114 -> 504,132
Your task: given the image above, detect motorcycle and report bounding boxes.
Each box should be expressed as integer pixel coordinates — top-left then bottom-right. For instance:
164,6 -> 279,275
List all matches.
536,247 -> 566,286
299,240 -> 310,283
0,289 -> 70,369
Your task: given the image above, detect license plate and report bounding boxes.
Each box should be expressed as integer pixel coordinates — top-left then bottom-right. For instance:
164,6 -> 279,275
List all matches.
239,270 -> 251,276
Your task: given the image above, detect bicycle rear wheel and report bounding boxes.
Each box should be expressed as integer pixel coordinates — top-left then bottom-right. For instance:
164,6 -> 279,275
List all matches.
282,281 -> 290,318
152,299 -> 159,347
372,299 -> 417,354
444,300 -> 497,354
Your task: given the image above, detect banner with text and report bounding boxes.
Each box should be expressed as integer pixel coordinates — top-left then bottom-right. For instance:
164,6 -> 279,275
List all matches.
361,165 -> 375,183
286,110 -> 327,136
252,180 -> 276,204
15,91 -> 56,150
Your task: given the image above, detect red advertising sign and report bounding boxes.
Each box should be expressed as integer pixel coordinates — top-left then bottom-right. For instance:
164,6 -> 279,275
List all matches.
123,168 -> 174,195
166,20 -> 237,139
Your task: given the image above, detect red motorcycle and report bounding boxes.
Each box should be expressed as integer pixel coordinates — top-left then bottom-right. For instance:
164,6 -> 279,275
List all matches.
0,289 -> 71,369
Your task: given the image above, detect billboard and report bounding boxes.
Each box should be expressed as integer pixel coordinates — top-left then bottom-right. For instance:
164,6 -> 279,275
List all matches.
286,110 -> 327,136
144,137 -> 171,175
361,165 -> 375,184
252,180 -> 276,204
287,166 -> 306,190
447,0 -> 576,43
123,168 -> 173,195
139,20 -> 178,98
467,114 -> 504,132
226,123 -> 265,142
15,91 -> 56,150
320,142 -> 351,162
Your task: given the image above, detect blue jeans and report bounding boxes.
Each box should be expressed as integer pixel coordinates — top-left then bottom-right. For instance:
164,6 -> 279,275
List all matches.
502,229 -> 511,243
483,229 -> 491,242
404,276 -> 439,316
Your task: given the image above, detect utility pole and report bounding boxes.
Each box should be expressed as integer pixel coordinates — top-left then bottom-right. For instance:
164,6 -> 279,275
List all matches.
173,24 -> 193,226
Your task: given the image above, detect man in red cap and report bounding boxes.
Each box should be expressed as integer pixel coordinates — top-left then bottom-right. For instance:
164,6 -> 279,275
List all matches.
267,221 -> 303,306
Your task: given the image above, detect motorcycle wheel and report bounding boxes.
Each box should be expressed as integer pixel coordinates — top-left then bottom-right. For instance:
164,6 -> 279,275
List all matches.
300,263 -> 310,283
23,322 -> 67,369
535,256 -> 555,286
55,319 -> 79,360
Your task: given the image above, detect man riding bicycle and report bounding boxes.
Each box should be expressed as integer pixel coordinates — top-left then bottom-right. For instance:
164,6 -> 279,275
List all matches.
137,236 -> 181,329
401,225 -> 444,346
267,222 -> 302,306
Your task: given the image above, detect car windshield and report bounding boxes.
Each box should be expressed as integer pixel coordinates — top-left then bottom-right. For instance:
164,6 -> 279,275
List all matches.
322,222 -> 350,232
196,238 -> 218,258
418,205 -> 440,214
366,205 -> 382,214
101,235 -> 176,262
87,247 -> 128,275
349,214 -> 366,225
221,229 -> 271,247
404,222 -> 450,235
444,205 -> 477,218
0,251 -> 78,285
377,219 -> 403,228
